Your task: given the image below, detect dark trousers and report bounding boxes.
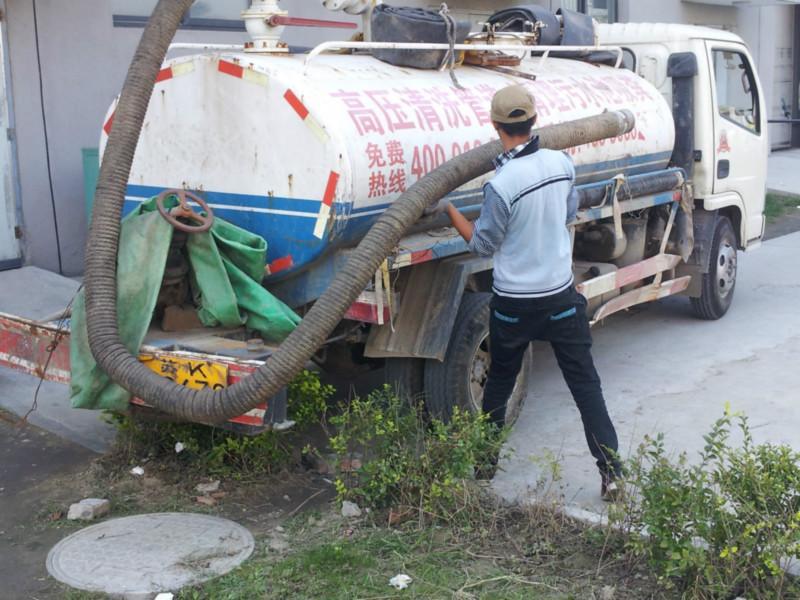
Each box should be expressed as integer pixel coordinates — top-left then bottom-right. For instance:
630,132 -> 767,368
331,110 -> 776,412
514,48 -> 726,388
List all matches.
483,287 -> 621,477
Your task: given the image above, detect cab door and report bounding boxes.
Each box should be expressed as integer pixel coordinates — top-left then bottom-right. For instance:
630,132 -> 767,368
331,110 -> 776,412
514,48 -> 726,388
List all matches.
706,42 -> 768,244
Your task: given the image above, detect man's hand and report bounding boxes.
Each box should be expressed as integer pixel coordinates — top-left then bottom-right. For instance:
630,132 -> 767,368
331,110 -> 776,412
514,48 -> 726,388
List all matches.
423,198 -> 451,217
446,203 -> 474,243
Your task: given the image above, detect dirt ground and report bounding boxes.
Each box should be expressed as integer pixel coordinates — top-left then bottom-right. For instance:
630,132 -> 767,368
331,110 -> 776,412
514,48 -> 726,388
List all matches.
0,410 -> 335,599
0,411 -> 96,599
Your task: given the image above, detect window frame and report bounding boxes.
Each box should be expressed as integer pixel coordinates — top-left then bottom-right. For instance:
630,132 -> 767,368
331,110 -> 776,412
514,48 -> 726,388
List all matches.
113,3 -> 247,31
575,0 -> 618,24
621,47 -> 636,72
711,47 -> 761,137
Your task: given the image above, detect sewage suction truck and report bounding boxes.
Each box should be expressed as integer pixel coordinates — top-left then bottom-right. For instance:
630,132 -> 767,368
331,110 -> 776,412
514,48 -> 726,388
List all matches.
0,1 -> 767,429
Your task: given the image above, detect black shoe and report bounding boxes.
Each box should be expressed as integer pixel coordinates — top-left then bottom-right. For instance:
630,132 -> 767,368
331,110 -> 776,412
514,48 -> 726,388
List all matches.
601,473 -> 624,502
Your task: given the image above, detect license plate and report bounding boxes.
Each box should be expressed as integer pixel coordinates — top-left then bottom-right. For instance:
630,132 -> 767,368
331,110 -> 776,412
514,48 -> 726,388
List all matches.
141,355 -> 228,391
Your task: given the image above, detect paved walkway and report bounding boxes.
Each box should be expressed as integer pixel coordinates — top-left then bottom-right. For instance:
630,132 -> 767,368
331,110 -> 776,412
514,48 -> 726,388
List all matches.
492,231 -> 800,514
0,267 -> 115,453
768,148 -> 800,196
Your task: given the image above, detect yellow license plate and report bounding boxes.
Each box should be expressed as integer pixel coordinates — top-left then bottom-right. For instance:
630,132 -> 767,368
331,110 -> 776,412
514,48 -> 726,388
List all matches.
141,355 -> 228,391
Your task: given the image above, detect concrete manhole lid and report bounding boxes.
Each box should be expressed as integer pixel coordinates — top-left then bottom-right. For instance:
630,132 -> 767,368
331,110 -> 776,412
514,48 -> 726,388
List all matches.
46,512 -> 255,595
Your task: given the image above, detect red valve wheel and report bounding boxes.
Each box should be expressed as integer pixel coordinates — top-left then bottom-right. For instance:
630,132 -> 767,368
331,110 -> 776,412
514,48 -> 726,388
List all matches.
155,189 -> 214,234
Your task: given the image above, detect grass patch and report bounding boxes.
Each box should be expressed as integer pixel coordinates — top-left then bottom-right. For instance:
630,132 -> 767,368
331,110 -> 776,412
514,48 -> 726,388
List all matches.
179,505 -> 660,600
765,193 -> 800,220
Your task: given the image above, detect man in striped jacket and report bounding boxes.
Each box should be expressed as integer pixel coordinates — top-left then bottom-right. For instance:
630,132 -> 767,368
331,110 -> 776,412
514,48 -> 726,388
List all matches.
441,85 -> 623,500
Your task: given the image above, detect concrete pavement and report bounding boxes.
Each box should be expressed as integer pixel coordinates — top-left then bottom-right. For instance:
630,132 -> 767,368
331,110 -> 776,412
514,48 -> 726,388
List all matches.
492,231 -> 800,514
768,148 -> 800,196
0,267 -> 116,453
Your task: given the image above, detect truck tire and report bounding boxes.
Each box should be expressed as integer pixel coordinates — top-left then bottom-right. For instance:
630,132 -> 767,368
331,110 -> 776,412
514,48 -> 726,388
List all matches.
424,292 -> 530,425
384,357 -> 425,402
690,216 -> 737,320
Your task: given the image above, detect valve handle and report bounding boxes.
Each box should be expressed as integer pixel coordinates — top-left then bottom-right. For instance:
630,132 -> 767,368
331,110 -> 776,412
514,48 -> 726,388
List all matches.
155,189 -> 214,234
268,15 -> 357,29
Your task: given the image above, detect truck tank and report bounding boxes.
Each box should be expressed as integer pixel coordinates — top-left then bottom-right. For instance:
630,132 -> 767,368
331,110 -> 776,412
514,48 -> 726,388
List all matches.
100,51 -> 675,283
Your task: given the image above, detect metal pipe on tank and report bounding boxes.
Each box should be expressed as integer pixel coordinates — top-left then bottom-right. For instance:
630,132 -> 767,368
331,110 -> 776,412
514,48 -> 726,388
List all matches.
409,168 -> 686,235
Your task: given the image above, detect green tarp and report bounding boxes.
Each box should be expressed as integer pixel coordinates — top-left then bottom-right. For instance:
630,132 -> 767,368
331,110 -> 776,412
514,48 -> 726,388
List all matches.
70,197 -> 300,411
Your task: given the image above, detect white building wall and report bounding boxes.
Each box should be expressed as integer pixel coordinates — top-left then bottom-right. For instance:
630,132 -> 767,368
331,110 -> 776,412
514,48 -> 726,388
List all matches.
736,6 -> 795,149
621,1 -> 738,28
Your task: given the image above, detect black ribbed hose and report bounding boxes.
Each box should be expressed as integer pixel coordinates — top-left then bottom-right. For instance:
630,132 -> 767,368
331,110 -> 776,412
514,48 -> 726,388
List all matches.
85,0 -> 635,423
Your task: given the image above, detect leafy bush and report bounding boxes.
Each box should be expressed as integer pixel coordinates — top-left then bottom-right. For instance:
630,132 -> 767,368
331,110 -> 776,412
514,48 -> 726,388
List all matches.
616,410 -> 800,598
287,369 -> 335,429
108,369 -> 331,478
329,386 -> 504,522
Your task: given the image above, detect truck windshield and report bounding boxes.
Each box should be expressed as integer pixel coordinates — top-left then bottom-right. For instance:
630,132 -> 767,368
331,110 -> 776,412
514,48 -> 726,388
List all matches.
712,49 -> 760,135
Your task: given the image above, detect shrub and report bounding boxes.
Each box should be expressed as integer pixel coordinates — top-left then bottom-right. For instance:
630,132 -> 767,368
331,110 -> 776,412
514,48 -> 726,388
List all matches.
329,386 -> 504,522
108,369 -> 332,478
616,410 -> 800,598
287,369 -> 335,429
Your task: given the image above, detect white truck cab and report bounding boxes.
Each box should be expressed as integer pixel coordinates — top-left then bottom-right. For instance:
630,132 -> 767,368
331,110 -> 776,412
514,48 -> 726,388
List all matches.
600,23 -> 768,249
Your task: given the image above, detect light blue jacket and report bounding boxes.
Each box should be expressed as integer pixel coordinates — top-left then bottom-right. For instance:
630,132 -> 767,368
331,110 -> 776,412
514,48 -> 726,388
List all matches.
468,137 -> 577,298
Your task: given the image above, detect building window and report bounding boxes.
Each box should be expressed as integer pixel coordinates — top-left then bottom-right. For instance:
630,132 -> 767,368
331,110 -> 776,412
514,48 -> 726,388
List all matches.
112,0 -> 248,31
563,0 -> 617,24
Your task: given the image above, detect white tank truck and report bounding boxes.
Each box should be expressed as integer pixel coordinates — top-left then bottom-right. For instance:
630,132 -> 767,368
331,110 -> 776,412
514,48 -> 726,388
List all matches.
0,1 -> 766,430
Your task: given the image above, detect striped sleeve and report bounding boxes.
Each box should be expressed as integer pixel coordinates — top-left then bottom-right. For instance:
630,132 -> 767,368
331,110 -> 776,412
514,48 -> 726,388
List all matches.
468,183 -> 510,257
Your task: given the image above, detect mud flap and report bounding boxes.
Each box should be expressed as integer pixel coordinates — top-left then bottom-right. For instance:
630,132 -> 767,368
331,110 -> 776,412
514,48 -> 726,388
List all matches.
677,208 -> 718,297
365,255 -> 492,361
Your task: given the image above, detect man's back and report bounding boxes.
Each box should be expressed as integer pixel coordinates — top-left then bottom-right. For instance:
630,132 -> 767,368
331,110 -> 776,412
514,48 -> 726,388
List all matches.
484,146 -> 575,299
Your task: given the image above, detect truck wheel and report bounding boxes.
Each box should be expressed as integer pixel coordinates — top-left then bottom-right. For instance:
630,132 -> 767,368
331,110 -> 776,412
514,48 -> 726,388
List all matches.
691,216 -> 737,320
424,292 -> 530,425
384,357 -> 425,402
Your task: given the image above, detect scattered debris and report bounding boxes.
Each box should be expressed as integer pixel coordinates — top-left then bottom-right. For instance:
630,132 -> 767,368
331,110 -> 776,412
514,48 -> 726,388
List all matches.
301,449 -> 332,474
195,495 -> 218,507
47,510 -> 64,522
283,494 -> 291,502
599,585 -> 616,600
195,480 -> 221,494
341,501 -> 362,518
174,442 -> 185,454
339,457 -> 362,472
130,466 -> 145,477
268,537 -> 290,553
389,574 -> 412,590
388,507 -> 412,526
275,525 -> 285,533
210,491 -> 227,500
67,498 -> 111,521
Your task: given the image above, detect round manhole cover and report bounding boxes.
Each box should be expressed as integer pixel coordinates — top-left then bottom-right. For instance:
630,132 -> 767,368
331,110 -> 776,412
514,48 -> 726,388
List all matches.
46,512 -> 255,595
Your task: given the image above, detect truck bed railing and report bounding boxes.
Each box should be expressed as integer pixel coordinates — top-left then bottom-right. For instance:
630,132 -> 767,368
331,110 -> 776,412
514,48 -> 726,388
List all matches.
304,41 -> 625,68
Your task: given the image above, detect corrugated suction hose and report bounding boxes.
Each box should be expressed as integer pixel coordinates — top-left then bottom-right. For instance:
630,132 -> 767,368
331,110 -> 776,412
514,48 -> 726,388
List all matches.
85,0 -> 635,423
